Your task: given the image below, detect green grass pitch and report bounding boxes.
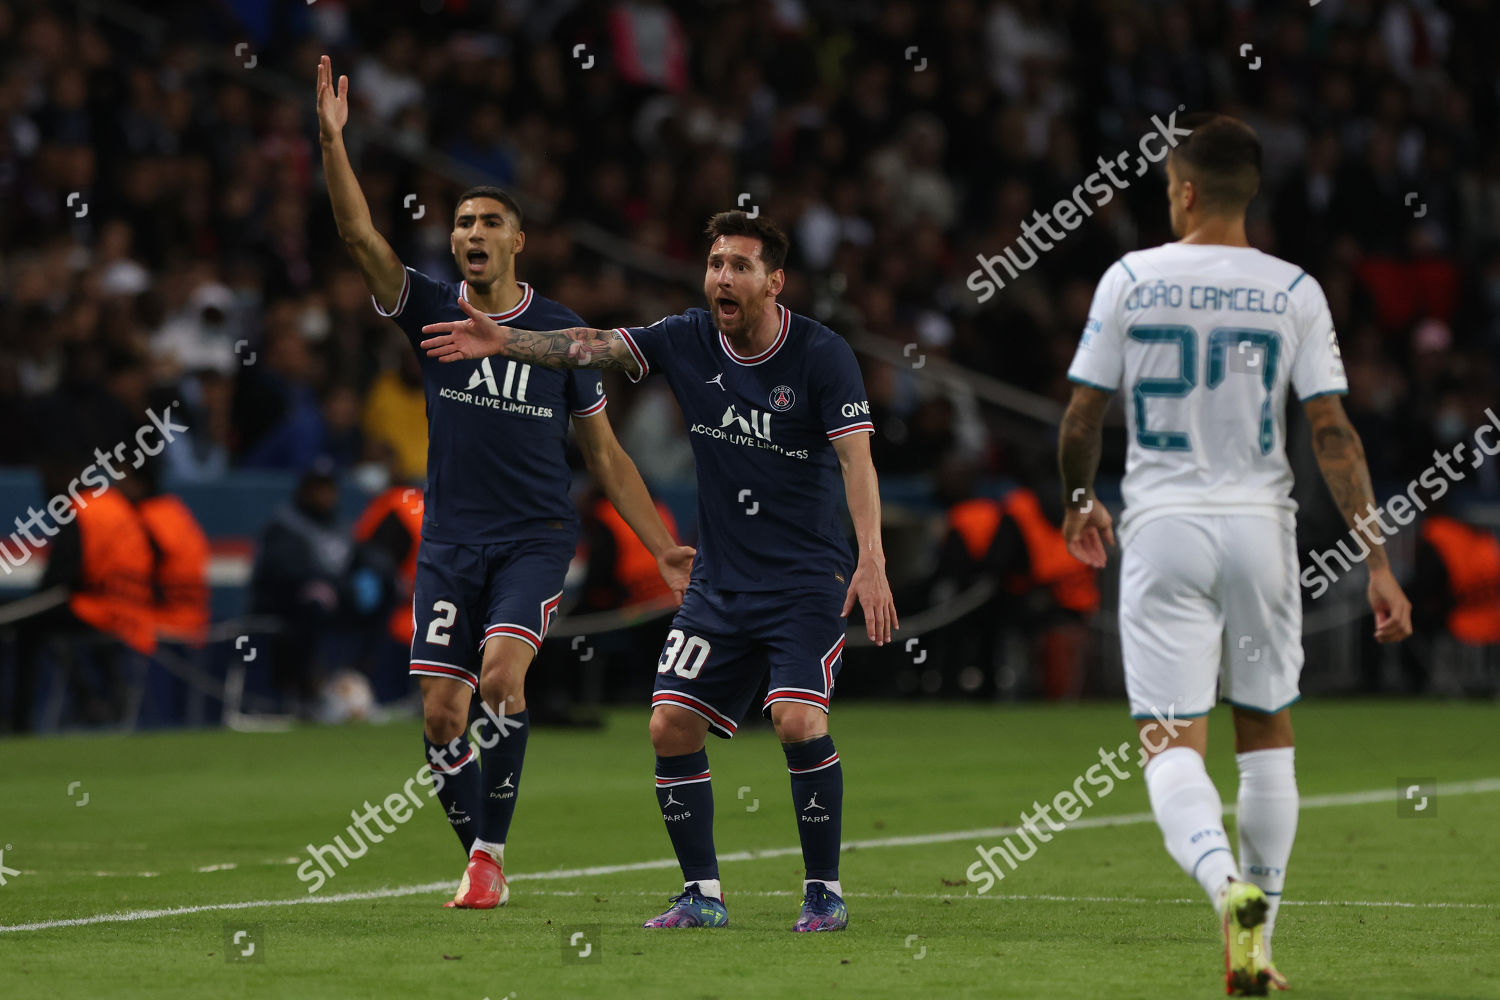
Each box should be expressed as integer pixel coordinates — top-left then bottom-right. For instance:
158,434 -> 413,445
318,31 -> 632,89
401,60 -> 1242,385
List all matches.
2,702 -> 1497,999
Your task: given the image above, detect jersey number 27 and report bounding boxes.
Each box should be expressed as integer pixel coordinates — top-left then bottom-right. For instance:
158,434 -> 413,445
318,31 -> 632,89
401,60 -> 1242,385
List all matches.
1129,325 -> 1280,454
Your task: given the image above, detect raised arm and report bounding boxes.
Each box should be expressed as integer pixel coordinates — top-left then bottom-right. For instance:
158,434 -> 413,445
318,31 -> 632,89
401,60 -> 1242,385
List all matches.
1058,383 -> 1116,567
572,414 -> 694,604
1303,394 -> 1412,642
420,297 -> 642,377
832,431 -> 897,645
317,54 -> 405,311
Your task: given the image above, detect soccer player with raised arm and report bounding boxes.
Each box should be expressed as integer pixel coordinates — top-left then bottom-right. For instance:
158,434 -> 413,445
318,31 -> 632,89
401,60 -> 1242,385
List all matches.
316,56 -> 693,909
1057,114 -> 1412,995
421,211 -> 898,933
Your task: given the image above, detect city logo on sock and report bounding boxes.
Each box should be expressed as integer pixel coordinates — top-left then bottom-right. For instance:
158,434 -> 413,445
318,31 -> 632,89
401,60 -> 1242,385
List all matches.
445,802 -> 471,825
661,789 -> 692,822
801,793 -> 830,822
489,772 -> 517,800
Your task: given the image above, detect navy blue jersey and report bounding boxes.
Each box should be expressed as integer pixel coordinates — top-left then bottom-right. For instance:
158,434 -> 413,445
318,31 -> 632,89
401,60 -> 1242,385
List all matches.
616,306 -> 872,592
376,269 -> 607,545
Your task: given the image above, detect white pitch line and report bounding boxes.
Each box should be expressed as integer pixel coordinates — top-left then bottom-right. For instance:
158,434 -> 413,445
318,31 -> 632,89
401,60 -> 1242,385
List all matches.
3,776 -> 1496,934
0,881 -> 456,933
491,889 -> 1500,910
644,776 -> 1500,861
33,858 -> 309,879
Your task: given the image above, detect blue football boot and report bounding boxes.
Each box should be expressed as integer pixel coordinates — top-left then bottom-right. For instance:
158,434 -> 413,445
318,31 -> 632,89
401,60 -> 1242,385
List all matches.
643,883 -> 729,928
792,882 -> 848,932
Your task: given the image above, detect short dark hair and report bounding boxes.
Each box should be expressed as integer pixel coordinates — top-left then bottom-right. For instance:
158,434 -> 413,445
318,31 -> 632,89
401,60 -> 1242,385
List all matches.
704,211 -> 789,274
1168,114 -> 1262,212
455,185 -> 523,228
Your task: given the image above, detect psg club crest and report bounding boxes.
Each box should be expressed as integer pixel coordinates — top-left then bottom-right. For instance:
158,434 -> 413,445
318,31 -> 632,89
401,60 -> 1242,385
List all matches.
769,385 -> 796,411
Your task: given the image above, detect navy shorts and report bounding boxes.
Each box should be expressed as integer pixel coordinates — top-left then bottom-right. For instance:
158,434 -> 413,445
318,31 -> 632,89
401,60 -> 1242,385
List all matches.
651,582 -> 848,739
409,537 -> 572,691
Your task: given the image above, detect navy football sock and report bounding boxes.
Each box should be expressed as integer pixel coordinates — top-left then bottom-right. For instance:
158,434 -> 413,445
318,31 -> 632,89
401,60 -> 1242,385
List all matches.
784,735 -> 842,882
478,707 -> 528,849
655,750 -> 718,883
425,734 -> 481,856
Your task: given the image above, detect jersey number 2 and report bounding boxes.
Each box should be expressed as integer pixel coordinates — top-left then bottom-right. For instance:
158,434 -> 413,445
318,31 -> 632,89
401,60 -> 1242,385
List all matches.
426,600 -> 457,646
657,628 -> 712,679
1127,325 -> 1281,454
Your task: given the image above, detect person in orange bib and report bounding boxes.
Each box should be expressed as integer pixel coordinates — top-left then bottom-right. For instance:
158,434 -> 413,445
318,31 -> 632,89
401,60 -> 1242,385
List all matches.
1414,512 -> 1500,646
8,461 -> 157,732
582,491 -> 682,610
934,468 -> 1099,699
351,483 -> 425,648
137,482 -> 211,645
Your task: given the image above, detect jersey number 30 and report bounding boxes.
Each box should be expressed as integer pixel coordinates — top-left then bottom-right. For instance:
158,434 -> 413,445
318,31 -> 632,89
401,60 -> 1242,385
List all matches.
1128,325 -> 1281,455
657,628 -> 712,679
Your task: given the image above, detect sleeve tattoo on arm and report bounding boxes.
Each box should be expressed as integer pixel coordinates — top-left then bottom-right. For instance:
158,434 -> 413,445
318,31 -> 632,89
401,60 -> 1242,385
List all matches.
1311,413 -> 1389,567
507,327 -> 635,371
1058,389 -> 1110,504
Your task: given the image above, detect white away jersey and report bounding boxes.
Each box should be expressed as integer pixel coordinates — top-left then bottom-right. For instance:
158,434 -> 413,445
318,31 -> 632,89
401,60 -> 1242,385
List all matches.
1067,244 -> 1347,540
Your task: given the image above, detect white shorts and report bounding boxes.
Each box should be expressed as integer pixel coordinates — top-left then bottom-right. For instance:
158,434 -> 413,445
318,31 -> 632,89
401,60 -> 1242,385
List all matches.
1119,513 -> 1303,719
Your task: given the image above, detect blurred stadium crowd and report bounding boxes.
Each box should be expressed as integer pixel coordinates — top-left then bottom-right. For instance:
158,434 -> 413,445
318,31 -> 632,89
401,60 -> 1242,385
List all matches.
2,0 -> 1498,728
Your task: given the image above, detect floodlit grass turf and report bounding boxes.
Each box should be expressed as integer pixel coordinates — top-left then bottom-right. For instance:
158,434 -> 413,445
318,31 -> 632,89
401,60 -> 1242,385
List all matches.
1,701 -> 1497,999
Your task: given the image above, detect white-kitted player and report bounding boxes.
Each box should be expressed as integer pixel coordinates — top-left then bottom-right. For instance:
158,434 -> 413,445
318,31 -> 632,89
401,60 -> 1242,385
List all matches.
1057,113 -> 1412,996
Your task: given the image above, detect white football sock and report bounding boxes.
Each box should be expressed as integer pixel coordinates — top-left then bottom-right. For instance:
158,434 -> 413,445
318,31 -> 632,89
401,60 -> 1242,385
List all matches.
805,879 -> 843,897
1236,746 -> 1297,956
1145,746 -> 1240,902
470,839 -> 504,866
690,878 -> 723,901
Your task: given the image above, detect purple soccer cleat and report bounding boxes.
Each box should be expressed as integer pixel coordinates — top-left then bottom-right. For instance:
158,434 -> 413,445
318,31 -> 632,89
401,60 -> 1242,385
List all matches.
792,882 -> 848,932
643,883 -> 729,928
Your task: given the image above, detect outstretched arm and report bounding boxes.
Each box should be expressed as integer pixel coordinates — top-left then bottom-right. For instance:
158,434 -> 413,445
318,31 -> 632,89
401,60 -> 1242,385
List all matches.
420,297 -> 643,377
1304,394 -> 1412,642
833,431 -> 897,645
573,414 -> 694,605
317,54 -> 405,311
1058,384 -> 1116,567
